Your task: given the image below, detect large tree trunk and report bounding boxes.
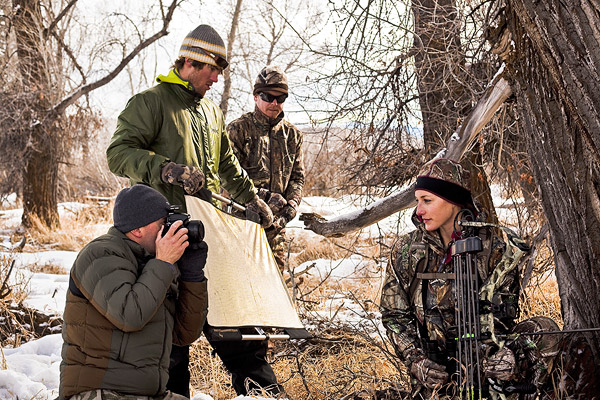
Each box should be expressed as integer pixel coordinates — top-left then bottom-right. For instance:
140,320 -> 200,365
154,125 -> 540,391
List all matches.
412,0 -> 496,220
412,0 -> 469,154
22,127 -> 60,228
13,0 -> 60,227
505,0 -> 600,367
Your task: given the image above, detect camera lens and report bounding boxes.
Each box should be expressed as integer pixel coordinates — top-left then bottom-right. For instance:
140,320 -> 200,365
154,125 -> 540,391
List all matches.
187,220 -> 205,242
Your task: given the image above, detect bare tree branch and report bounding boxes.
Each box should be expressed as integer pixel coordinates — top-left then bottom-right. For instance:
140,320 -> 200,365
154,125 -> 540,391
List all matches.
44,0 -> 78,38
220,0 -> 244,118
301,73 -> 512,237
52,0 -> 179,115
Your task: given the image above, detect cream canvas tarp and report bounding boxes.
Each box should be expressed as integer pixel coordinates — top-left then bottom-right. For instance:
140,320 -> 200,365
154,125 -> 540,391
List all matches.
185,195 -> 304,329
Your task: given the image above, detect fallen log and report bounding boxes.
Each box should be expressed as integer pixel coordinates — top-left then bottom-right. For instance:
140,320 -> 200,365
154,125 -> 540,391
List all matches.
302,73 -> 512,237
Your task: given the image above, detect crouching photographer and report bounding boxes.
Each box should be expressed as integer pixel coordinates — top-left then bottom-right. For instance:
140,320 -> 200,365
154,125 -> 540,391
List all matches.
160,205 -> 209,397
60,184 -> 208,400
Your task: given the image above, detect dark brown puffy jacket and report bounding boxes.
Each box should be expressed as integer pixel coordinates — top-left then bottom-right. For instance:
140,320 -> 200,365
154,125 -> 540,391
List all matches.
59,227 -> 207,399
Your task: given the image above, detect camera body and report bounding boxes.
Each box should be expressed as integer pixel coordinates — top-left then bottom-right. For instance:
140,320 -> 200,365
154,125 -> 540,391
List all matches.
162,205 -> 205,243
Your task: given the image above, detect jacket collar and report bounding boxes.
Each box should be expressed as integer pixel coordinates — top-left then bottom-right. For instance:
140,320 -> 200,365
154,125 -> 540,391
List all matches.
156,69 -> 203,104
253,105 -> 284,128
108,226 -> 153,261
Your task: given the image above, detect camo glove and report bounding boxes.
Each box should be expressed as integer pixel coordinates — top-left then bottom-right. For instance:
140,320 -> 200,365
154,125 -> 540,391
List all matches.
161,162 -> 205,195
257,188 -> 269,201
256,189 -> 287,215
267,192 -> 287,215
484,347 -> 516,381
272,202 -> 297,232
410,356 -> 449,390
177,241 -> 208,282
246,195 -> 274,228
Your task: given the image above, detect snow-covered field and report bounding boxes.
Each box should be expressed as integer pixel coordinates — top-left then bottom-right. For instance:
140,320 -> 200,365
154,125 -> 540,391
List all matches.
0,189 -> 521,399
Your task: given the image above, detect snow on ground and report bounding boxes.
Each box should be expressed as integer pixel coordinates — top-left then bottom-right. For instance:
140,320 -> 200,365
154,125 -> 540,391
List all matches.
0,191 -> 522,399
0,196 -> 388,399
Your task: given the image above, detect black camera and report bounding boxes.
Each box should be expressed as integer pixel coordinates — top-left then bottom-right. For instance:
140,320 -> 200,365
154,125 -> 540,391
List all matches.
162,205 -> 204,243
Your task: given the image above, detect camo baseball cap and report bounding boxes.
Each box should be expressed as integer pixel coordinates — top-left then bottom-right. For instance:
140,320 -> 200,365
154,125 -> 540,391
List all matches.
415,158 -> 473,207
253,66 -> 288,95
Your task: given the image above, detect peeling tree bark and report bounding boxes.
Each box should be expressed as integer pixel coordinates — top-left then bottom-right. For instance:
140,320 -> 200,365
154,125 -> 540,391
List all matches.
505,0 -> 600,364
301,75 -> 512,237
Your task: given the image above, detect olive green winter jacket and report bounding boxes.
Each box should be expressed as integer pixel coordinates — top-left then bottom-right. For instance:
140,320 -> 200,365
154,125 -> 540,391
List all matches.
59,227 -> 208,399
106,70 -> 256,210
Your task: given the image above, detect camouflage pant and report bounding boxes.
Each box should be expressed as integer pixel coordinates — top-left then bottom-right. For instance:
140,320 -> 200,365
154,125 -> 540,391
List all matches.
69,389 -> 188,400
266,228 -> 288,272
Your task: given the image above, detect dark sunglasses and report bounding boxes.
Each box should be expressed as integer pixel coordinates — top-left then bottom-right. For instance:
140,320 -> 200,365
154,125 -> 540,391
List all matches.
258,91 -> 288,104
195,47 -> 229,70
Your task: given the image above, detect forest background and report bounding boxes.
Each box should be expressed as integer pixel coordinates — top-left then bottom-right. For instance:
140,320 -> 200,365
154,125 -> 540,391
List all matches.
0,0 -> 599,398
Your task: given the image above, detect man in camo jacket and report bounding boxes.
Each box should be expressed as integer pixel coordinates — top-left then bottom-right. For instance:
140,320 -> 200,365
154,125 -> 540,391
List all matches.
211,66 -> 304,398
227,66 -> 305,271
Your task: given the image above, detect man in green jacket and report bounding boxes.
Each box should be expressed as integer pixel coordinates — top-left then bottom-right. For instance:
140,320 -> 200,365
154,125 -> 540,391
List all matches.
106,24 -> 272,221
60,184 -> 208,399
106,24 -> 274,397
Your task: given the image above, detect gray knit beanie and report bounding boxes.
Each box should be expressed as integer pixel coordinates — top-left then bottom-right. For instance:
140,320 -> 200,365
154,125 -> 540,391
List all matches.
113,185 -> 171,233
179,24 -> 228,69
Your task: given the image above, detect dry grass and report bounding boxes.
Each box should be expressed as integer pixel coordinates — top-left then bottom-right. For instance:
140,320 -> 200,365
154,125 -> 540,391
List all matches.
25,199 -> 113,251
0,192 -> 567,400
0,255 -> 30,305
273,332 -> 405,400
519,239 -> 563,326
190,339 -> 237,399
0,256 -> 63,348
189,326 -> 406,400
520,274 -> 562,326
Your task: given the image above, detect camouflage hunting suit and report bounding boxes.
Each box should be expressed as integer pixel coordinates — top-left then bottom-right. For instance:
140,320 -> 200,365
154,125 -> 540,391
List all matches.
227,107 -> 304,269
380,210 -> 525,398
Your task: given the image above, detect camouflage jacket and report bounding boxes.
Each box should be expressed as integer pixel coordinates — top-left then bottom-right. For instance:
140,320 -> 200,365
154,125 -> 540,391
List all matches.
380,211 -> 520,368
226,107 -> 304,206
